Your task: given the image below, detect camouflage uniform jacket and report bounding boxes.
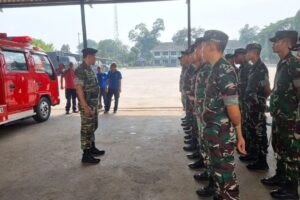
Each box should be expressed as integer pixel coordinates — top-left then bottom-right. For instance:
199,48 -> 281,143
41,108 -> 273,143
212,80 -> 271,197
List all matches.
203,58 -> 239,127
238,62 -> 251,100
270,52 -> 300,139
179,67 -> 186,92
183,64 -> 195,94
75,62 -> 99,107
245,58 -> 269,111
195,63 -> 212,118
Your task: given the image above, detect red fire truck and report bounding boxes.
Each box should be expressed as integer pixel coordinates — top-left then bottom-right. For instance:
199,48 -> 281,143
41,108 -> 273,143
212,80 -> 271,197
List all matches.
0,33 -> 60,125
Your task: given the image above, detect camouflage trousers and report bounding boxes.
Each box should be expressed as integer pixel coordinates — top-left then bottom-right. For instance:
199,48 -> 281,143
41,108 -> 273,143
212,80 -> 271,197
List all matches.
204,123 -> 239,200
185,97 -> 193,124
240,101 -> 250,152
272,118 -> 300,182
195,114 -> 212,176
79,105 -> 98,150
181,92 -> 186,111
247,110 -> 268,156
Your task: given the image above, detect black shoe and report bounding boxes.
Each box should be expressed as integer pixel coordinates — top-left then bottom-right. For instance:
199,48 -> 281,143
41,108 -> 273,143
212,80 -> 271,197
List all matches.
247,157 -> 269,171
184,138 -> 198,145
261,174 -> 286,187
196,178 -> 215,197
184,130 -> 193,135
184,135 -> 192,140
91,142 -> 105,156
82,149 -> 100,164
183,144 -> 198,152
213,195 -> 222,200
183,126 -> 192,131
239,154 -> 256,162
270,181 -> 299,200
194,171 -> 209,181
188,159 -> 205,170
187,151 -> 200,159
181,117 -> 187,121
66,111 -> 70,115
104,110 -> 109,114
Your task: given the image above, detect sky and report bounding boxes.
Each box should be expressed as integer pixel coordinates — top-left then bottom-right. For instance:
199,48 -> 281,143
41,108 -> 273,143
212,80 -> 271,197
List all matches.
0,0 -> 299,53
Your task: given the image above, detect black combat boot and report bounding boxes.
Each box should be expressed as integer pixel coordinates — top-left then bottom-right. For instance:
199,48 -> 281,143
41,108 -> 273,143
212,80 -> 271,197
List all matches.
270,180 -> 299,200
188,159 -> 205,170
186,151 -> 201,159
82,149 -> 100,164
184,138 -> 198,145
183,126 -> 192,131
239,147 -> 257,162
194,170 -> 209,181
247,153 -> 269,171
183,143 -> 198,152
196,177 -> 215,197
181,116 -> 187,121
184,134 -> 192,140
261,170 -> 286,187
91,142 -> 105,156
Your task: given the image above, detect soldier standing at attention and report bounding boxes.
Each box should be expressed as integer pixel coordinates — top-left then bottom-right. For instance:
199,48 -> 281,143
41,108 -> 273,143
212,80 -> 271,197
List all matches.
225,53 -> 238,75
179,54 -> 188,111
201,30 -> 246,200
244,43 -> 271,171
75,48 -> 105,164
234,48 -> 253,162
261,31 -> 300,200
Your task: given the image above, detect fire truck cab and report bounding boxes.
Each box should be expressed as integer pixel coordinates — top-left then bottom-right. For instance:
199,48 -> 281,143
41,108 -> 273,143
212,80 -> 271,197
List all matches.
0,33 -> 60,125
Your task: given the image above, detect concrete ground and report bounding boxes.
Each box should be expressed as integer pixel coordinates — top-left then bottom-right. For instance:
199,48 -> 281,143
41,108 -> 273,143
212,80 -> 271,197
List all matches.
0,67 -> 287,200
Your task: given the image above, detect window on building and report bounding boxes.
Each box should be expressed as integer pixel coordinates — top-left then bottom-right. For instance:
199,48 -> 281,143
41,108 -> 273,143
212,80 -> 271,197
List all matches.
3,51 -> 28,71
171,59 -> 177,64
170,51 -> 177,56
154,52 -> 160,56
163,60 -> 168,64
162,52 -> 168,56
154,60 -> 161,65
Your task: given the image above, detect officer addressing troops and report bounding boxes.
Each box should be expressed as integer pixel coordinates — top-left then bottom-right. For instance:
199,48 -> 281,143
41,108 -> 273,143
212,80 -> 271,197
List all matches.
261,30 -> 300,200
243,43 -> 271,171
200,30 -> 246,200
75,48 -> 105,164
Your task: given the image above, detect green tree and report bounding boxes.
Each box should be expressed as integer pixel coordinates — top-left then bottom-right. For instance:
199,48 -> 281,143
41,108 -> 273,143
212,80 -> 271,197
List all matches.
97,39 -> 130,64
239,24 -> 259,46
172,27 -> 205,46
127,47 -> 140,66
32,38 -> 55,52
61,44 -> 71,53
77,39 -> 98,53
128,18 -> 165,62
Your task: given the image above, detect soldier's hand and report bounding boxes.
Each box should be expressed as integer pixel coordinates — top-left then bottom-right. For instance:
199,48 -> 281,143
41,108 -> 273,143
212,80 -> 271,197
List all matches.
237,137 -> 246,155
83,106 -> 92,117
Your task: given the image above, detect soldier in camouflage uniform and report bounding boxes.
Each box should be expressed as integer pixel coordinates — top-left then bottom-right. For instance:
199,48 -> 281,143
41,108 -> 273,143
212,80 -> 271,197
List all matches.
201,30 -> 246,200
260,31 -> 300,200
179,55 -> 188,111
225,53 -> 238,75
234,48 -> 253,162
244,43 -> 271,171
189,37 -> 215,197
75,48 -> 105,164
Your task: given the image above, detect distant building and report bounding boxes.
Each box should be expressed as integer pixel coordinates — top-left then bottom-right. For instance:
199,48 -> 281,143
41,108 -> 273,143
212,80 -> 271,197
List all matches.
151,42 -> 185,67
225,40 -> 244,54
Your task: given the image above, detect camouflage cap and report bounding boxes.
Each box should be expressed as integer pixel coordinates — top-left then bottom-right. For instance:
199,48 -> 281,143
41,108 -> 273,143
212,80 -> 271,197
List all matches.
234,48 -> 247,56
225,53 -> 235,60
269,30 -> 298,45
194,37 -> 204,47
246,43 -> 262,52
202,30 -> 229,47
82,48 -> 98,57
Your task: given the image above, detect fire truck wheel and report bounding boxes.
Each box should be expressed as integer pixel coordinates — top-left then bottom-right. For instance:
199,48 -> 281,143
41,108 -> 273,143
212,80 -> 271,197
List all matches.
33,97 -> 51,122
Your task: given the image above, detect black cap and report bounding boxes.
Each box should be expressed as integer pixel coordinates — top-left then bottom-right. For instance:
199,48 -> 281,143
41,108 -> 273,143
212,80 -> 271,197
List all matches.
234,48 -> 247,56
269,30 -> 298,45
82,48 -> 98,57
225,53 -> 235,60
202,30 -> 229,48
246,43 -> 262,52
194,37 -> 204,47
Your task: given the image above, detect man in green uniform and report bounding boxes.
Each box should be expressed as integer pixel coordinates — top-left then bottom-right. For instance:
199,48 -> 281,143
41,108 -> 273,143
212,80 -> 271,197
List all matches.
260,31 -> 300,200
75,48 -> 105,164
244,43 -> 271,171
235,48 -> 253,162
225,53 -> 238,75
179,54 -> 188,111
201,30 -> 246,200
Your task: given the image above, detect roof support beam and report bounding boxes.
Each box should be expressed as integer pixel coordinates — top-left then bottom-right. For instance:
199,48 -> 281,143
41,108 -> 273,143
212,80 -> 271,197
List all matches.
187,0 -> 191,48
80,0 -> 88,49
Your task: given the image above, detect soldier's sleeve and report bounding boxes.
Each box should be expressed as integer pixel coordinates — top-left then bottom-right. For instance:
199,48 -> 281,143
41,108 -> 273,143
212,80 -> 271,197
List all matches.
291,59 -> 300,140
219,64 -> 239,106
75,68 -> 84,86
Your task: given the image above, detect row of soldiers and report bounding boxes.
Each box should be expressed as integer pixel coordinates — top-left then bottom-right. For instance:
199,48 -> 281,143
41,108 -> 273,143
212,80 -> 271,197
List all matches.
179,30 -> 300,200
